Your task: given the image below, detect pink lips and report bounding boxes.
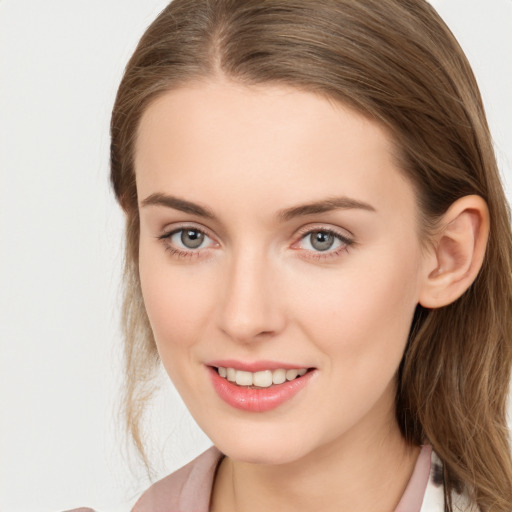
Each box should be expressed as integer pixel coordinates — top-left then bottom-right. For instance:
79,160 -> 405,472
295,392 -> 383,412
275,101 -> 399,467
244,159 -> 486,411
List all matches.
207,363 -> 315,412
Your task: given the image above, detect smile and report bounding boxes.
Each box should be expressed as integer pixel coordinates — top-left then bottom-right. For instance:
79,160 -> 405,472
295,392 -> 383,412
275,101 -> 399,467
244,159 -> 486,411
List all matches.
208,364 -> 316,412
216,367 -> 308,388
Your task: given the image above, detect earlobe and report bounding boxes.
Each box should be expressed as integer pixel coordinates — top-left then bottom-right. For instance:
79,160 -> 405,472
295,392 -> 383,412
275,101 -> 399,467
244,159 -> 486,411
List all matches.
418,195 -> 489,309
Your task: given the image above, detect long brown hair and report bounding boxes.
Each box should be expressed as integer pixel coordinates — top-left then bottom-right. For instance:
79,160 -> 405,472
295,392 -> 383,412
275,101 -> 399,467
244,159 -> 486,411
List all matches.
110,1 -> 512,509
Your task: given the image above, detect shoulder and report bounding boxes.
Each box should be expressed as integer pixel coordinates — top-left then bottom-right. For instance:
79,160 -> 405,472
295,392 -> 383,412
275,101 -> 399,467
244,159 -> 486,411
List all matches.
132,446 -> 224,512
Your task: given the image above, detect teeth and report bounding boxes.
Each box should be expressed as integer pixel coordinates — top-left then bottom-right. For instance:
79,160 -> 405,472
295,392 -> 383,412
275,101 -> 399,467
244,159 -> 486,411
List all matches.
285,369 -> 299,380
235,370 -> 253,386
253,370 -> 273,388
272,369 -> 286,385
217,366 -> 309,387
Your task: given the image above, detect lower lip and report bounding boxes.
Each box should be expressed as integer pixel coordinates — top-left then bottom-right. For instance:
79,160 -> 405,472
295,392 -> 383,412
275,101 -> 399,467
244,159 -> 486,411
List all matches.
208,366 -> 316,412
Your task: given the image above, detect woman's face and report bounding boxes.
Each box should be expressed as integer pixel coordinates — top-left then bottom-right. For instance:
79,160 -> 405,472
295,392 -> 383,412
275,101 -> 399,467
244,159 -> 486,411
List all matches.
136,80 -> 429,465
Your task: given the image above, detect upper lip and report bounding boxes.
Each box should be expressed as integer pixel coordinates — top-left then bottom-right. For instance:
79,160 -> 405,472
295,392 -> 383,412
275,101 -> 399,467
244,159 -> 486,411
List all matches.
206,360 -> 312,372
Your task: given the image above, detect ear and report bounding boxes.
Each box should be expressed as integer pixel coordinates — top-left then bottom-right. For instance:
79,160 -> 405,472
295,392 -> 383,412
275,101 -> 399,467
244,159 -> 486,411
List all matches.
418,195 -> 489,309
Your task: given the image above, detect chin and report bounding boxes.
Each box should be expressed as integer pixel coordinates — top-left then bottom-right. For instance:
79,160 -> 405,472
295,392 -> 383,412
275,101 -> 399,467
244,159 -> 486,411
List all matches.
207,425 -> 317,466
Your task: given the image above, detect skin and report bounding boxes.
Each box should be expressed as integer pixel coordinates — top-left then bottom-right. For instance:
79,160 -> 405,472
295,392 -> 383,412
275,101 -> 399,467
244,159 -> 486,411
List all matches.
134,79 -> 481,512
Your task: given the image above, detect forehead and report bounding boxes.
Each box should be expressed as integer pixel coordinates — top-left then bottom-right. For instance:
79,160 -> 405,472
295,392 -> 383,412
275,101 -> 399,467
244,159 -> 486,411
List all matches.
134,79 -> 416,222
136,80 -> 391,163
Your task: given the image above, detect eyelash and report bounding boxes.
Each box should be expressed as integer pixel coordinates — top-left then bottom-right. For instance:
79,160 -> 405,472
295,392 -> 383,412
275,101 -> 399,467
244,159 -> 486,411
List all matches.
157,226 -> 354,261
293,227 -> 354,261
157,226 -> 216,260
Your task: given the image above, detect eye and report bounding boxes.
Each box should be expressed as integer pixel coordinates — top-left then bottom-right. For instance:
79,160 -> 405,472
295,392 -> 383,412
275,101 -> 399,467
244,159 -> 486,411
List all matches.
304,231 -> 339,251
173,228 -> 208,249
158,226 -> 217,255
295,229 -> 353,254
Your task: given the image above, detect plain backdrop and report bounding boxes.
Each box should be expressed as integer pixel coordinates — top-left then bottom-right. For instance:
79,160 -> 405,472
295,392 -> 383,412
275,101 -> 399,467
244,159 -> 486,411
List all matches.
0,1 -> 511,511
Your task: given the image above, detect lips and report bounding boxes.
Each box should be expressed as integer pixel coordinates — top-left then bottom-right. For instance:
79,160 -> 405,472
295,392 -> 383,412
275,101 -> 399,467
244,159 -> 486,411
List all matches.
207,362 -> 316,412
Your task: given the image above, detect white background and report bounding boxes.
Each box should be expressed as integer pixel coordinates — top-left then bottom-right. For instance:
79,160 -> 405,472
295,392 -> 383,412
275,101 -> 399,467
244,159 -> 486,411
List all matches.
0,1 -> 511,511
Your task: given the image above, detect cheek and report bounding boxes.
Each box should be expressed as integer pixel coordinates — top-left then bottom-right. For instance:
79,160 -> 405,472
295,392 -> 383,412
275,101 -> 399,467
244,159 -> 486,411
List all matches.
293,244 -> 421,373
288,251 -> 420,440
138,246 -> 215,359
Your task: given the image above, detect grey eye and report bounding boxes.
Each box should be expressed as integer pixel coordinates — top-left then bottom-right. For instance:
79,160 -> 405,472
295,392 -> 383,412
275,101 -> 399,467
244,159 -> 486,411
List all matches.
180,229 -> 205,249
309,231 -> 336,251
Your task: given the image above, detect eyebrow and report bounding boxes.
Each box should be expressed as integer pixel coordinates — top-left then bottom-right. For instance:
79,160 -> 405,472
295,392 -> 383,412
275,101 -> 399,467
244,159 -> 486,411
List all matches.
141,193 -> 216,219
278,196 -> 376,221
140,193 -> 376,221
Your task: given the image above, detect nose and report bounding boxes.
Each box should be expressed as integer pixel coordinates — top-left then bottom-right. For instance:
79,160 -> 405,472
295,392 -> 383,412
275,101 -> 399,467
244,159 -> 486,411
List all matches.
217,250 -> 286,343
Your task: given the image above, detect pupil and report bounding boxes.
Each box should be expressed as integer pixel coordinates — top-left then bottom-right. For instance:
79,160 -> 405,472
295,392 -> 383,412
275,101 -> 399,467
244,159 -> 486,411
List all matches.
181,229 -> 204,249
311,231 -> 334,251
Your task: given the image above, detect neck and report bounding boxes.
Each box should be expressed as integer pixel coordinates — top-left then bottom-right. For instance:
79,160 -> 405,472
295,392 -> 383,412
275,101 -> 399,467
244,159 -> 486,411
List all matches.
211,400 -> 420,512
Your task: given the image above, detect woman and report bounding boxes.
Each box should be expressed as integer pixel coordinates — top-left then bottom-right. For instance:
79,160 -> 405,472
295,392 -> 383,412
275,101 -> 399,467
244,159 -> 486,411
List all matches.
108,0 -> 512,510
